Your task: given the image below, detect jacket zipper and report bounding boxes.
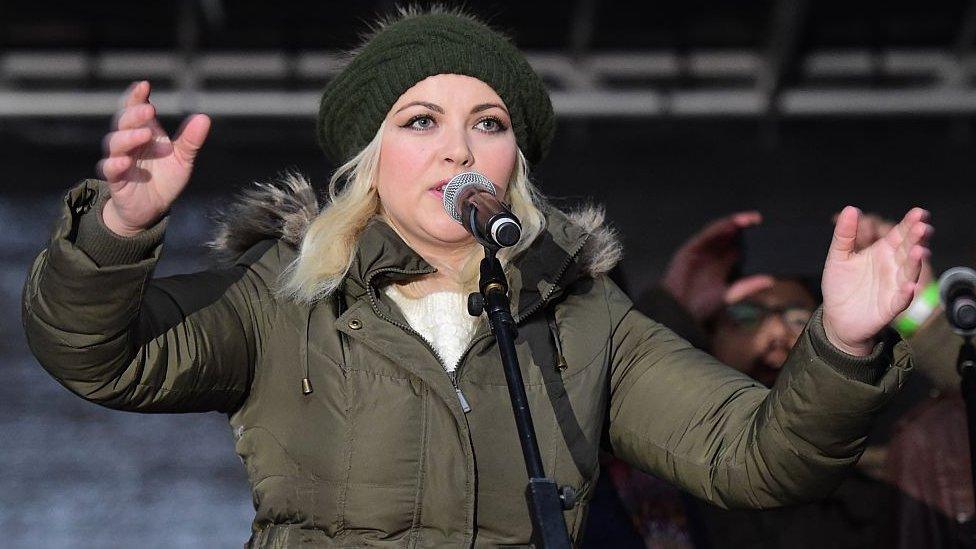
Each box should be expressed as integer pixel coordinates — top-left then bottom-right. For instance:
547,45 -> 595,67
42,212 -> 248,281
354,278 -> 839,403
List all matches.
447,233 -> 591,400
363,266 -> 475,412
361,233 -> 591,414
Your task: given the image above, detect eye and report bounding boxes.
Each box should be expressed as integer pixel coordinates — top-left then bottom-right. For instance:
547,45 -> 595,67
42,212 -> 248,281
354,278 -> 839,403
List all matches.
404,114 -> 435,131
726,302 -> 764,327
474,116 -> 507,133
783,308 -> 813,331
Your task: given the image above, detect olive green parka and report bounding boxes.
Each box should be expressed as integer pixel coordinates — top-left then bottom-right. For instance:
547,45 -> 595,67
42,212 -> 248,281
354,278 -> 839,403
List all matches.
23,177 -> 913,548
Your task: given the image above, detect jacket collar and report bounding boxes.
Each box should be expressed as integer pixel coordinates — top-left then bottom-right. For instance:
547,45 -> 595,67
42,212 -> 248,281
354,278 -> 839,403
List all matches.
208,172 -> 622,314
342,208 -> 591,319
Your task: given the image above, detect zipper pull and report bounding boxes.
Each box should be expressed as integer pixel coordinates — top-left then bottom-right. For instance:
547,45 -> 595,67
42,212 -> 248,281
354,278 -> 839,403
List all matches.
546,308 -> 568,373
556,354 -> 568,372
455,386 -> 472,413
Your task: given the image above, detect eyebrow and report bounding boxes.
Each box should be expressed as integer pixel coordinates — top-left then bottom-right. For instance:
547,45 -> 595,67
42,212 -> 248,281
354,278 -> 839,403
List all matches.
395,101 -> 444,114
394,101 -> 509,115
472,102 -> 509,115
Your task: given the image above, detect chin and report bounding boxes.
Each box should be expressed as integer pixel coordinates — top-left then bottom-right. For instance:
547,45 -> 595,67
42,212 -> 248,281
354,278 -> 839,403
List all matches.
423,216 -> 473,244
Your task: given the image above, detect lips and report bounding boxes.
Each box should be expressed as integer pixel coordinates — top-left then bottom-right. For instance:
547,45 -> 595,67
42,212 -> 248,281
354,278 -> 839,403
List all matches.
429,178 -> 450,199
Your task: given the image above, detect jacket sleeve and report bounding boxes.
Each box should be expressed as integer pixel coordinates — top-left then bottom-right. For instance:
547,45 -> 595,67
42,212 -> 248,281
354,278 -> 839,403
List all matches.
21,179 -> 280,414
603,276 -> 912,509
632,284 -> 710,350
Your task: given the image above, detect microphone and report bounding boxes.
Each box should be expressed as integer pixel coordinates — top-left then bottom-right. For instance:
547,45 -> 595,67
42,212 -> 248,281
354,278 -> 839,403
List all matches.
939,267 -> 976,336
442,172 -> 522,248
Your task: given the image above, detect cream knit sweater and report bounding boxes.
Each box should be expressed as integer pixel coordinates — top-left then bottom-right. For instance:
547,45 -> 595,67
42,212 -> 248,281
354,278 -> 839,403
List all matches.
383,285 -> 480,372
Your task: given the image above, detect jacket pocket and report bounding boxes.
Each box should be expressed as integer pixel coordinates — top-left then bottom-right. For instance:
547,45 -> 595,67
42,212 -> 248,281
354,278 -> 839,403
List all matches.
340,369 -> 427,536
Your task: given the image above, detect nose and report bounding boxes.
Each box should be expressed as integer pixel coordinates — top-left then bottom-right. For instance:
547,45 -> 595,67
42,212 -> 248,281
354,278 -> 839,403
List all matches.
761,314 -> 793,345
758,316 -> 793,370
442,124 -> 474,168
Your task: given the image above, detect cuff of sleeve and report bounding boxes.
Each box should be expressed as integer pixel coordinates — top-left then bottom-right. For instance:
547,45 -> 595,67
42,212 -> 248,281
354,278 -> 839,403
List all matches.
807,306 -> 896,385
73,182 -> 168,267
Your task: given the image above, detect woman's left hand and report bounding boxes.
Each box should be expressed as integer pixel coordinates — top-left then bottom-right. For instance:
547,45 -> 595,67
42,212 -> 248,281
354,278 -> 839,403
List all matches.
821,206 -> 933,356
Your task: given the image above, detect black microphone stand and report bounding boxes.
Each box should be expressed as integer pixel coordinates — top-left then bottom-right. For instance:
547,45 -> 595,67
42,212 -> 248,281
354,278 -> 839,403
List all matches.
465,210 -> 573,549
956,336 -> 976,511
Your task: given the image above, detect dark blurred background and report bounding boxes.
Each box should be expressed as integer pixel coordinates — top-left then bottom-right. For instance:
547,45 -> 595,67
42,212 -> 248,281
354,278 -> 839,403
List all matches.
2,1 -> 975,547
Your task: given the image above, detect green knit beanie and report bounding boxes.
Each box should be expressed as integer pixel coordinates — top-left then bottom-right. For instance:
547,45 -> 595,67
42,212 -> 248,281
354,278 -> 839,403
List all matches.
317,10 -> 555,167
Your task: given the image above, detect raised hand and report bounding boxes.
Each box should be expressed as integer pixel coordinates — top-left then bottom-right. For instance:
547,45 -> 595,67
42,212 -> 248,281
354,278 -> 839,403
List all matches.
821,206 -> 933,356
840,210 -> 935,291
96,81 -> 211,236
661,211 -> 775,323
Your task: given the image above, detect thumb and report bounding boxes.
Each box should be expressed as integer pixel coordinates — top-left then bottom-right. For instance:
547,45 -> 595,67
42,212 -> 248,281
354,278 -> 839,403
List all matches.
828,205 -> 860,261
172,113 -> 211,166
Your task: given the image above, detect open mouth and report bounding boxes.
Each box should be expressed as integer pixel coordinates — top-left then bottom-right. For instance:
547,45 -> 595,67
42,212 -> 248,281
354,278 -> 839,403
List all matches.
429,179 -> 450,197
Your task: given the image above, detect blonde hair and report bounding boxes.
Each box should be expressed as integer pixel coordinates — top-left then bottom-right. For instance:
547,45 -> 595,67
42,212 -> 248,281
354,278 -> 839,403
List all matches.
280,122 -> 549,303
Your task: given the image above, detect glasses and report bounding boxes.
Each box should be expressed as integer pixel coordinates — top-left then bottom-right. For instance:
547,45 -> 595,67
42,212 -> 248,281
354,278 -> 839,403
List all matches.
724,302 -> 814,334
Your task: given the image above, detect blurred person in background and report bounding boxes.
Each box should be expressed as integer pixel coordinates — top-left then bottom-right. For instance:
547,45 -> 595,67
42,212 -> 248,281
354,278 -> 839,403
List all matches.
587,212 -> 827,549
593,211 -> 973,549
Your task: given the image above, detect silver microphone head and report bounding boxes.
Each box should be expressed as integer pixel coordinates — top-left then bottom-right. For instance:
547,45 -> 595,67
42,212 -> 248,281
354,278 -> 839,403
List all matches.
939,266 -> 976,335
442,172 -> 496,223
939,267 -> 976,305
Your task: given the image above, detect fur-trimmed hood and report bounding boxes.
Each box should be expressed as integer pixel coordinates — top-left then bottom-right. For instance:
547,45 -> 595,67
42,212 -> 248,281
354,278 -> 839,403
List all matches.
209,173 -> 622,278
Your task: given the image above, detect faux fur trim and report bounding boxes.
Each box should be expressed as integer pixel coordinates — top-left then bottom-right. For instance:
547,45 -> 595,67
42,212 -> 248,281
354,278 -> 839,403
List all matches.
207,171 -> 320,264
564,205 -> 623,277
208,174 -> 622,276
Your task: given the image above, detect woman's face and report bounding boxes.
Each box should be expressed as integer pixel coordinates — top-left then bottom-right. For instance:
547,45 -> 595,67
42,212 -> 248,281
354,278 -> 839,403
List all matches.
377,73 -> 518,249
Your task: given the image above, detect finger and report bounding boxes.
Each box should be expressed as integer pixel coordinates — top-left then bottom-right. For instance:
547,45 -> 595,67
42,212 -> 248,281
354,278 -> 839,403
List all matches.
96,155 -> 133,182
724,274 -> 776,304
115,103 -> 157,131
103,128 -> 153,157
907,221 -> 934,248
896,221 -> 934,267
896,235 -> 931,286
894,245 -> 931,311
171,114 -> 212,166
123,81 -> 150,108
687,211 -> 760,251
885,207 -> 930,249
828,205 -> 860,260
729,210 -> 762,229
853,214 -> 879,251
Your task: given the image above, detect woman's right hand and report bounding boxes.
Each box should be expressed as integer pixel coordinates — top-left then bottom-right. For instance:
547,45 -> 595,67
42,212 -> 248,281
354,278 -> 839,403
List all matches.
96,81 -> 211,236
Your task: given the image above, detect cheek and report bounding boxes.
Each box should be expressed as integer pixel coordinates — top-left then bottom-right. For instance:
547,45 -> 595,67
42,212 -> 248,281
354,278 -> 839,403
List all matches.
377,133 -> 432,195
376,135 -> 433,215
714,330 -> 753,365
475,137 -> 517,194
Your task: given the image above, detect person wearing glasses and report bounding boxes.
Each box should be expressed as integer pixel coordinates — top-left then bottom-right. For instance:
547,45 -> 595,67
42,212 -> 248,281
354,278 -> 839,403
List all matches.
711,278 -> 818,388
592,212 -> 929,549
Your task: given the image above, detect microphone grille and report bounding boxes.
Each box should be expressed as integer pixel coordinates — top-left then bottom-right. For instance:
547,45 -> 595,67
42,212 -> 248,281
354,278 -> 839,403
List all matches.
443,172 -> 496,223
939,266 -> 976,305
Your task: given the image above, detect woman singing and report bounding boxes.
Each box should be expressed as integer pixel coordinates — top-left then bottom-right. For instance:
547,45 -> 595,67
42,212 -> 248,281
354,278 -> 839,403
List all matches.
23,7 -> 932,547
